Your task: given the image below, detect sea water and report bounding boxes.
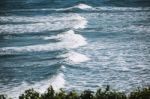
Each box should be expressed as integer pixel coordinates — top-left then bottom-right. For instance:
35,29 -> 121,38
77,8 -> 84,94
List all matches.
0,0 -> 150,98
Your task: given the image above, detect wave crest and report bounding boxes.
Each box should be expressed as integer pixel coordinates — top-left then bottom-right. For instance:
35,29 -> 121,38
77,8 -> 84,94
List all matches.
0,73 -> 65,99
0,14 -> 87,34
60,51 -> 90,63
73,3 -> 93,10
0,30 -> 87,54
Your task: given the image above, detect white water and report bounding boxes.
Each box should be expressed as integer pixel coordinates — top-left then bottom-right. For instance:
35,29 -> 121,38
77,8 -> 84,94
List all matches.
1,3 -> 149,99
0,14 -> 87,34
0,73 -> 65,99
73,3 -> 93,10
0,30 -> 87,54
60,51 -> 90,63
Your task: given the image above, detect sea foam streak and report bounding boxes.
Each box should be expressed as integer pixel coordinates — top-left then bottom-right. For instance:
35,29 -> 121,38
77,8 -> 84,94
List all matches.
0,14 -> 85,23
63,3 -> 93,10
0,14 -> 87,34
0,30 -> 87,54
56,4 -> 150,12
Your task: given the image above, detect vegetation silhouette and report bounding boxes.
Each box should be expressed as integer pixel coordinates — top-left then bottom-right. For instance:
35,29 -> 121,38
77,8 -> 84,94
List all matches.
0,85 -> 150,99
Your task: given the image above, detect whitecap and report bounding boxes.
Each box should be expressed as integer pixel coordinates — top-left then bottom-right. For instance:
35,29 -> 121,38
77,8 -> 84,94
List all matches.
50,3 -> 93,11
0,30 -> 87,54
0,14 -> 87,34
0,14 -> 86,23
60,51 -> 90,63
44,30 -> 87,44
73,3 -> 93,10
0,73 -> 65,99
50,73 -> 65,91
60,65 -> 66,69
55,4 -> 150,12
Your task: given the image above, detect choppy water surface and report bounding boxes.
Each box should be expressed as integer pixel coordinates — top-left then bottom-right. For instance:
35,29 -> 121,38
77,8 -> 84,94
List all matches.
0,0 -> 150,98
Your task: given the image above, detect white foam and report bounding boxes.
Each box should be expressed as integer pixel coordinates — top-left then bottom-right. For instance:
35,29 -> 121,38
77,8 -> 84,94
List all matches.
73,4 -> 150,11
67,52 -> 90,63
0,73 -> 65,99
0,14 -> 87,34
50,3 -> 93,11
60,65 -> 66,69
0,14 -> 86,23
33,73 -> 65,92
60,51 -> 90,63
44,30 -> 87,48
0,30 -> 87,54
62,4 -> 150,12
74,4 -> 93,10
50,73 -> 65,91
44,30 -> 87,43
0,3 -> 93,14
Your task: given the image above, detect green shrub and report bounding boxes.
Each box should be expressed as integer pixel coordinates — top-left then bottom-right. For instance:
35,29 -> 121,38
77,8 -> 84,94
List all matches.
80,90 -> 94,99
0,95 -> 7,99
95,85 -> 127,99
19,89 -> 40,99
2,85 -> 150,99
129,86 -> 150,99
66,91 -> 79,99
54,89 -> 66,99
41,86 -> 55,99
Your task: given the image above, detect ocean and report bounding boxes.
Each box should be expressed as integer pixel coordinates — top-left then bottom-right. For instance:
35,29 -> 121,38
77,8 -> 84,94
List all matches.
0,0 -> 150,98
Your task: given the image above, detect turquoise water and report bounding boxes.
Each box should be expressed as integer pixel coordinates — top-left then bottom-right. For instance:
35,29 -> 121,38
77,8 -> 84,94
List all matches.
0,0 -> 150,98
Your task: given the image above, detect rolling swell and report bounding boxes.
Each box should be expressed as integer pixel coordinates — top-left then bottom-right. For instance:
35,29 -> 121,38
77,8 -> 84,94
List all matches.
0,30 -> 87,55
0,1 -> 150,99
0,5 -> 89,98
0,14 -> 87,34
1,0 -> 150,11
1,3 -> 150,14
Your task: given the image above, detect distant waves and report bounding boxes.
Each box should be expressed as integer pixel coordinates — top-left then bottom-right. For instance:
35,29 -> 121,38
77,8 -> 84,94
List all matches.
0,3 -> 150,99
0,13 -> 87,34
0,5 -> 90,98
1,3 -> 150,14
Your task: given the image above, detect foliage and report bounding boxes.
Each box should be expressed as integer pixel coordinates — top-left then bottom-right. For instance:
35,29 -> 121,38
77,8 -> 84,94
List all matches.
66,90 -> 79,99
41,86 -> 55,99
80,90 -> 94,99
95,85 -> 127,99
19,89 -> 40,99
0,95 -> 7,99
54,89 -> 66,99
1,85 -> 150,99
129,86 -> 150,99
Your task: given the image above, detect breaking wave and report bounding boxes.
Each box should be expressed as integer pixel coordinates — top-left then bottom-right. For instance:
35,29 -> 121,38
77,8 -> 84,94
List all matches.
73,3 -> 93,10
60,51 -> 90,64
0,14 -> 87,34
0,73 -> 65,99
0,30 -> 87,55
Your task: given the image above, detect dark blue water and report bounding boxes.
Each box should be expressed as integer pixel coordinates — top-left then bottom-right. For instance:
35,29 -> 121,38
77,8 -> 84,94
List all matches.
0,0 -> 150,98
